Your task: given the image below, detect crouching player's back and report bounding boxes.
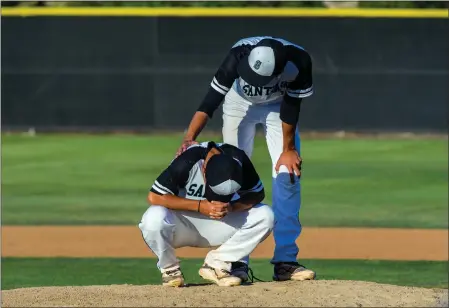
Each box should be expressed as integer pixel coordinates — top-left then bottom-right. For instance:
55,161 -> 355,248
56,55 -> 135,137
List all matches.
138,141 -> 274,287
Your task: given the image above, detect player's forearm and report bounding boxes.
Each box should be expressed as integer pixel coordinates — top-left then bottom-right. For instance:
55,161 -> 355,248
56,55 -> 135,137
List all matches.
231,190 -> 265,212
148,192 -> 200,212
281,122 -> 296,151
186,87 -> 226,142
183,111 -> 209,141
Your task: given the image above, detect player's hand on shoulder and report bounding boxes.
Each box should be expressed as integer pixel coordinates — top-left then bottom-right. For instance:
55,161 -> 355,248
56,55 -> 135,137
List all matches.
175,139 -> 198,158
199,199 -> 230,219
275,149 -> 302,184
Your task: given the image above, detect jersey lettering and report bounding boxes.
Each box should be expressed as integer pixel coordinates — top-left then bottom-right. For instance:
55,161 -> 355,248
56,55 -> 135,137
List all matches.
187,183 -> 204,197
242,81 -> 288,97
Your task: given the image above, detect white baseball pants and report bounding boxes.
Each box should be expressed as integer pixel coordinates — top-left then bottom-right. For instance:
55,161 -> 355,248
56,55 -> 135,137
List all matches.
222,95 -> 302,264
138,204 -> 274,272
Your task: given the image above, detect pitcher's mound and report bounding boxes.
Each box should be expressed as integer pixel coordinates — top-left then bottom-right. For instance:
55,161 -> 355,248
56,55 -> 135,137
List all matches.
2,280 -> 447,307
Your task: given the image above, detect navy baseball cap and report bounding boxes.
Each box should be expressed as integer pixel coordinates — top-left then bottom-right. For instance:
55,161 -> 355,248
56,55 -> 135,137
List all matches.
237,38 -> 288,87
204,153 -> 243,203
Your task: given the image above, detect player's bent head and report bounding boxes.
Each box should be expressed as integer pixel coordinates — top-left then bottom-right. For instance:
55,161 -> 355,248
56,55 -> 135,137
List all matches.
204,152 -> 243,203
237,38 -> 287,87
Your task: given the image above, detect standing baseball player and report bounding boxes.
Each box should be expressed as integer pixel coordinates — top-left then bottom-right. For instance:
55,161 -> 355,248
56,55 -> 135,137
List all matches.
139,141 -> 274,287
176,36 -> 316,282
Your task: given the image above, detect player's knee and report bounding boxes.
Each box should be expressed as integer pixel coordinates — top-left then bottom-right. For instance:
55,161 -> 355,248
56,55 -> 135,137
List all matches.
139,205 -> 173,231
274,170 -> 301,190
252,204 -> 275,231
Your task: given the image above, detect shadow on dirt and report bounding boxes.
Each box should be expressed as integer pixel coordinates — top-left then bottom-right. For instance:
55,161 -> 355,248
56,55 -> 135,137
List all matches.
184,282 -> 213,287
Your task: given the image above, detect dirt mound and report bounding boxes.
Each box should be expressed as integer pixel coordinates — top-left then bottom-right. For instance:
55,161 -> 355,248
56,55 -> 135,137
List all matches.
2,281 -> 447,307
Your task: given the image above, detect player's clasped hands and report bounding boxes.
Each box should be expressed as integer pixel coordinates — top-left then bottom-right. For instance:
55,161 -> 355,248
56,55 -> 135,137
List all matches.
199,200 -> 230,220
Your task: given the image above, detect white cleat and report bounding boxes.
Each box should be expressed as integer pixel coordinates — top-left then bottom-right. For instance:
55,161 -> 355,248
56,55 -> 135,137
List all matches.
199,263 -> 242,287
161,266 -> 185,287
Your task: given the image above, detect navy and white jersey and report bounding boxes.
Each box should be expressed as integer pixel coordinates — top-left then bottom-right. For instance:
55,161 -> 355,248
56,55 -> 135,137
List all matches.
200,36 -> 313,113
150,142 -> 264,202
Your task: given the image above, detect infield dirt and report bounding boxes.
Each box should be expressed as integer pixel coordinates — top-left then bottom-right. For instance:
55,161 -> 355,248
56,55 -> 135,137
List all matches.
2,226 -> 448,260
2,280 -> 447,307
2,226 -> 448,307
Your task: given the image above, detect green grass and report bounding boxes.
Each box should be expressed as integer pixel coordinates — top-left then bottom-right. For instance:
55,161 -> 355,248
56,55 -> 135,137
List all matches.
1,258 -> 447,290
1,134 -> 447,228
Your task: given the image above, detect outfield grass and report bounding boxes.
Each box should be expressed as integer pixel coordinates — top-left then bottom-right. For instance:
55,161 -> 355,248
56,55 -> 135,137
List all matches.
1,258 -> 447,290
2,134 -> 447,228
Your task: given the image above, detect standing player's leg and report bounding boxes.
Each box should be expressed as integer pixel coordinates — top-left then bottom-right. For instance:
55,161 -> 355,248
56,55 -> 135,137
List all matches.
221,96 -> 259,277
138,203 -> 274,287
222,97 -> 258,158
263,104 -> 301,262
263,103 -> 315,281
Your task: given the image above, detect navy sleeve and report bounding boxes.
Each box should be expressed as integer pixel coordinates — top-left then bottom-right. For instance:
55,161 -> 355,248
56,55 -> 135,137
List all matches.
280,96 -> 302,125
197,45 -> 250,118
285,46 -> 314,99
280,46 -> 312,125
150,146 -> 205,196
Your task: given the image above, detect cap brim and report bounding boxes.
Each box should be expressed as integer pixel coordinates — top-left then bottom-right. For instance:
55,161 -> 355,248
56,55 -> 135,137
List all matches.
237,55 -> 276,87
205,185 -> 234,203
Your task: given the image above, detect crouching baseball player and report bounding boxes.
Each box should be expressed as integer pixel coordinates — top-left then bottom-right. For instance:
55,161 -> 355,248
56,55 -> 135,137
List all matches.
138,141 -> 274,287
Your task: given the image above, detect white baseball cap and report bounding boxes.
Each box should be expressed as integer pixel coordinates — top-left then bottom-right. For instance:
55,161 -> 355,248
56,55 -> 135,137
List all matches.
204,147 -> 243,203
237,38 -> 288,87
